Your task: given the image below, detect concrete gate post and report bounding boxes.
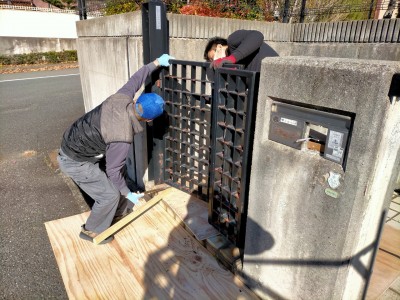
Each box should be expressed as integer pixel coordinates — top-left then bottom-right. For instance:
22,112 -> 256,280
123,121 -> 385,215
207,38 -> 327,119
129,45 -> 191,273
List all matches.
242,56 -> 400,299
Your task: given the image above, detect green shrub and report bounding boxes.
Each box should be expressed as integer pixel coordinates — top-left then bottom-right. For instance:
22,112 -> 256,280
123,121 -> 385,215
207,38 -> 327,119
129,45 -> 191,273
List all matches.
0,55 -> 12,65
104,0 -> 141,16
0,50 -> 78,65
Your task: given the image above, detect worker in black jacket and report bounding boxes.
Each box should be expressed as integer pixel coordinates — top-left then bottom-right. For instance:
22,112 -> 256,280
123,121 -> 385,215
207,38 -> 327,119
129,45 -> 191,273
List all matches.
57,54 -> 173,244
204,30 -> 278,72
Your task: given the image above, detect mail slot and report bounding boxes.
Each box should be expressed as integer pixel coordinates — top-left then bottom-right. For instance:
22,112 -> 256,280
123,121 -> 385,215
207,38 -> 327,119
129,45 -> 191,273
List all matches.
269,101 -> 353,166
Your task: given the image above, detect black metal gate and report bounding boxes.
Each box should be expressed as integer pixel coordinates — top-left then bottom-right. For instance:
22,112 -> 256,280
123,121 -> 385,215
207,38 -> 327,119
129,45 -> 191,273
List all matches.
160,60 -> 258,247
161,60 -> 213,201
209,68 -> 258,248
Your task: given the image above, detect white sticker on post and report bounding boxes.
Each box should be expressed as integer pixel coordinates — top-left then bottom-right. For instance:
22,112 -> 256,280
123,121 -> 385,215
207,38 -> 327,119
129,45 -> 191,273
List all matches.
327,171 -> 341,189
156,6 -> 161,30
332,147 -> 344,158
280,117 -> 298,126
328,130 -> 343,149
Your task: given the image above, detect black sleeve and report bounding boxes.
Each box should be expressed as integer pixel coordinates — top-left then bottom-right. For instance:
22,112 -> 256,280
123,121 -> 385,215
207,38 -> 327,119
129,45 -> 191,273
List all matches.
227,30 -> 264,62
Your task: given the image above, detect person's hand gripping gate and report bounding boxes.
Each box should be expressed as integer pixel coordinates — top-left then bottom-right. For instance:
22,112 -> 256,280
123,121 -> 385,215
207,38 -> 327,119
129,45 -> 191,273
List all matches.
157,54 -> 175,67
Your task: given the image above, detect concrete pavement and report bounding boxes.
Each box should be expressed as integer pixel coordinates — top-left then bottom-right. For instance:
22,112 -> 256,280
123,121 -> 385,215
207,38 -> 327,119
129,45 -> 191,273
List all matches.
0,68 -> 88,299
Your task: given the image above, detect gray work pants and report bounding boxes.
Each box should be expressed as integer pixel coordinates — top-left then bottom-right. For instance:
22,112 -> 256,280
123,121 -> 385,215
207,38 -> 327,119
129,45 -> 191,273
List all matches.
57,149 -> 129,233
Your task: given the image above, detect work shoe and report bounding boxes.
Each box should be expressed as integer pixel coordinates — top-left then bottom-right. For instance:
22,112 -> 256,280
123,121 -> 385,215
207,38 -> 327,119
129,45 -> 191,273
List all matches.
79,224 -> 114,244
111,208 -> 133,225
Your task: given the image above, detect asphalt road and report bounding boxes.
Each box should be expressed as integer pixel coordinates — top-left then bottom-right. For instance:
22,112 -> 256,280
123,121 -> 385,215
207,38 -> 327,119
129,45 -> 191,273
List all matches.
0,69 -> 88,299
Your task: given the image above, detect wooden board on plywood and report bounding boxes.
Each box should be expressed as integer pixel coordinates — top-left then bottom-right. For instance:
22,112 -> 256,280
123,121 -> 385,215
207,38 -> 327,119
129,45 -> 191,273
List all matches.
366,223 -> 400,299
379,224 -> 400,257
45,196 -> 257,299
366,248 -> 400,299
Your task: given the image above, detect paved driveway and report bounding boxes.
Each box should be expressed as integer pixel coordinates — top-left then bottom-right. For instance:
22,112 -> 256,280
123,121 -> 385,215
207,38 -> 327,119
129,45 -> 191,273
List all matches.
0,68 -> 88,299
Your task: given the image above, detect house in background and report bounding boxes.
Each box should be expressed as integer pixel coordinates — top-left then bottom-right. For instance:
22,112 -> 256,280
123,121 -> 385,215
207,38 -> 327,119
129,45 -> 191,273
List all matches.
375,0 -> 399,18
0,0 -> 63,9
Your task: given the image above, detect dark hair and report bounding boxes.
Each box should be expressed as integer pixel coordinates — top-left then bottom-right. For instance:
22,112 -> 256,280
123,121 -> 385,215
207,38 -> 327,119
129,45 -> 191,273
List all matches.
203,37 -> 228,60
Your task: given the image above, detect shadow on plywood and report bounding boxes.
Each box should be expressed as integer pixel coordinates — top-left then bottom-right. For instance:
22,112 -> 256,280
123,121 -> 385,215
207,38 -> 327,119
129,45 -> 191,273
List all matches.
44,194 -> 257,299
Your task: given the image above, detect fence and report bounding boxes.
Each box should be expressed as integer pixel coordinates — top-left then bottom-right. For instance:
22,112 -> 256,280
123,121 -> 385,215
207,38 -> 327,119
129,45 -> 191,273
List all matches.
77,0 -> 399,22
0,3 -> 102,17
3,0 -> 399,22
291,18 -> 400,43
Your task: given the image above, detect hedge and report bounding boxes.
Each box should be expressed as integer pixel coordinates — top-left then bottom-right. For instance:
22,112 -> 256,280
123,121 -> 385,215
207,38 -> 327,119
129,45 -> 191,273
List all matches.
0,50 -> 78,65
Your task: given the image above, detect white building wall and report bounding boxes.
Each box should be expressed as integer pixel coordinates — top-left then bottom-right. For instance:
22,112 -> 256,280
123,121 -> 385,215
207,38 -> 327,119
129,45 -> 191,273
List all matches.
0,9 -> 80,38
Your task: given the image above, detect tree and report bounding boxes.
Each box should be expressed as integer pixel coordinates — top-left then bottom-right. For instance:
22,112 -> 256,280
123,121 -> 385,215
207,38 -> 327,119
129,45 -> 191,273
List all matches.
44,0 -> 65,9
64,0 -> 77,10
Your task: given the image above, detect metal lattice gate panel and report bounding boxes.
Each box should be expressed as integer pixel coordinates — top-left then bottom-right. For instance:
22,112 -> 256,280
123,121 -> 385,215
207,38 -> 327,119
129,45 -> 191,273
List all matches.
161,61 -> 258,247
209,69 -> 257,247
161,60 -> 213,201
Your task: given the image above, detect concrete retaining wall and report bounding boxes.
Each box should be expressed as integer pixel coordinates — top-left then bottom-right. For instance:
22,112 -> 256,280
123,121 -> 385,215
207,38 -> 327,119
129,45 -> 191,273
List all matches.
166,14 -> 400,62
76,12 -> 143,110
77,14 -> 400,111
269,41 -> 400,60
0,36 -> 76,55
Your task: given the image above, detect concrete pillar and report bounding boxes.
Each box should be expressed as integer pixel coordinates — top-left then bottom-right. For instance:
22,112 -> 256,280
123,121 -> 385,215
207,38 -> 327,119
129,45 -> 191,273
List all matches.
242,56 -> 400,299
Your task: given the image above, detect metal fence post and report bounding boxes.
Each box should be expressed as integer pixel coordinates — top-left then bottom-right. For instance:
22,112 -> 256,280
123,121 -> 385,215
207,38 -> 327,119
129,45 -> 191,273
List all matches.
368,0 -> 375,19
77,0 -> 87,20
141,0 -> 169,183
283,0 -> 290,23
300,0 -> 307,23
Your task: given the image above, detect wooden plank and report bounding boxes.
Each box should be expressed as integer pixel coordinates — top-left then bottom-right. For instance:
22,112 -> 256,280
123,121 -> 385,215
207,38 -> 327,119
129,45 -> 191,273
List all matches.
161,188 -> 220,241
93,187 -> 175,244
45,212 -> 143,299
366,223 -> 400,299
366,250 -> 400,300
379,224 -> 400,257
45,200 -> 258,299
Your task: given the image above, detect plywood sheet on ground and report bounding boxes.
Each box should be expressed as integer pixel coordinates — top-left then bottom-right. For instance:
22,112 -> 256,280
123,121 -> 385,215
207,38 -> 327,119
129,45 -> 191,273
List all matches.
379,224 -> 400,257
161,189 -> 220,241
45,204 -> 257,300
366,224 -> 400,299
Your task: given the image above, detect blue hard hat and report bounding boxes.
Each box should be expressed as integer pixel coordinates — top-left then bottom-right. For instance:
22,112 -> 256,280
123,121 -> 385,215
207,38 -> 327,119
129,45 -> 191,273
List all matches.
135,93 -> 165,120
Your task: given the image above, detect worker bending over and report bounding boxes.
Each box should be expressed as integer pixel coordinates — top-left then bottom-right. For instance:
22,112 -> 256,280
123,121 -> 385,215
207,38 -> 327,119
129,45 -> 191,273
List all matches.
57,54 -> 174,244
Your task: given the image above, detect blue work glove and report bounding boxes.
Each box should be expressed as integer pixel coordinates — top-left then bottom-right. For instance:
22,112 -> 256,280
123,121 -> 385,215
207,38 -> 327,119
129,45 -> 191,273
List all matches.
126,192 -> 144,204
157,54 -> 175,67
